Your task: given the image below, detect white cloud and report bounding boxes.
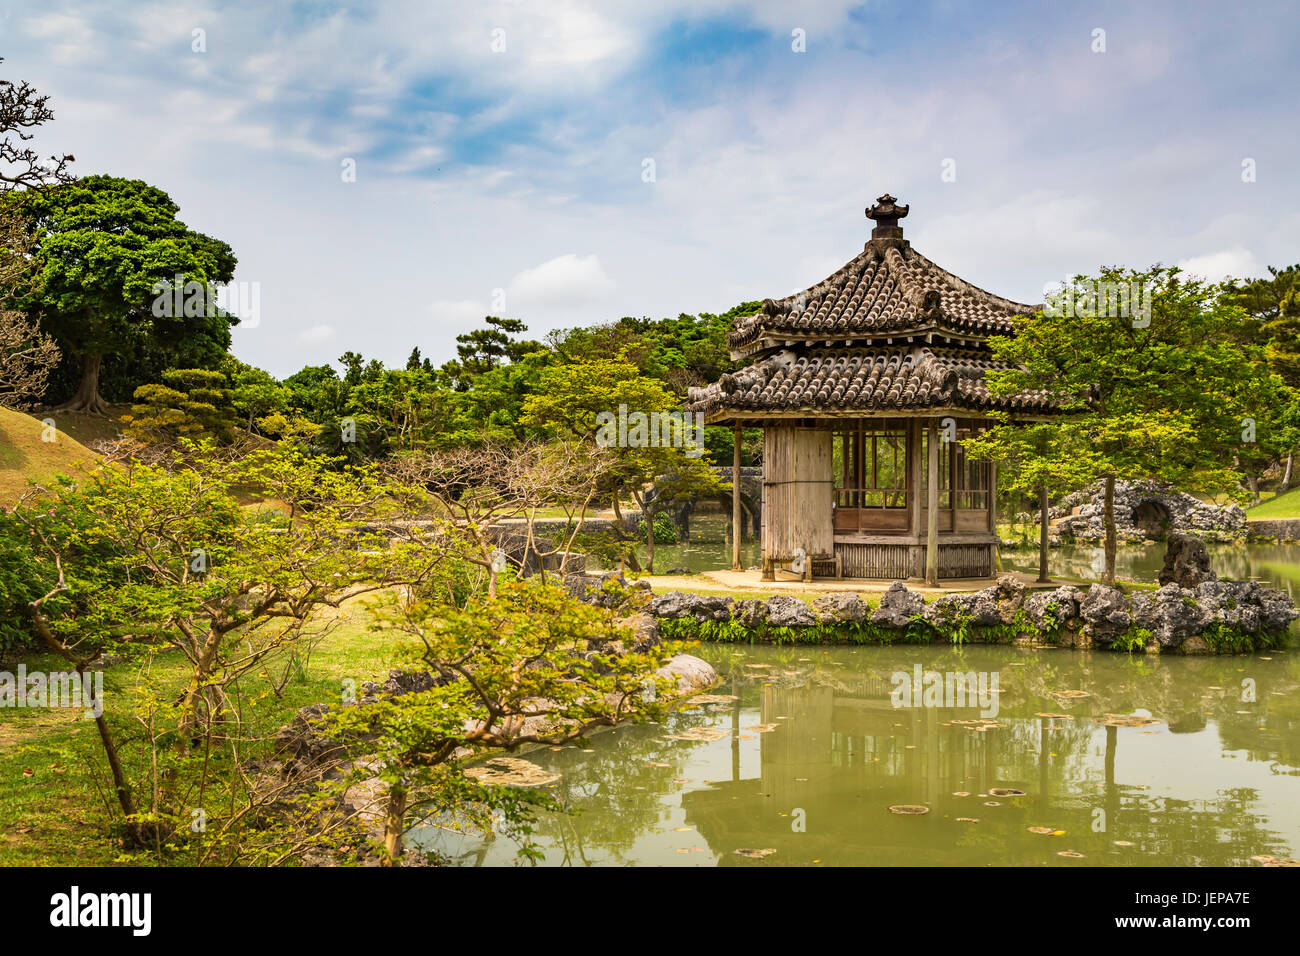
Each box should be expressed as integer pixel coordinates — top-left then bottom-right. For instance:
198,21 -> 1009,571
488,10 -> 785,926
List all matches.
1176,247 -> 1264,282
508,253 -> 615,305
427,298 -> 487,326
296,324 -> 335,345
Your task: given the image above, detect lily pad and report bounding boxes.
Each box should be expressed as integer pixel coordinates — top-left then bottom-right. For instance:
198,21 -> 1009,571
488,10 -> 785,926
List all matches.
668,728 -> 729,742
463,757 -> 560,788
888,804 -> 930,815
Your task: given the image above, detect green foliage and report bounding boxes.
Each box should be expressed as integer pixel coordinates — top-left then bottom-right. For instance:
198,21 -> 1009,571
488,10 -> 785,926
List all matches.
1112,628 -> 1153,653
966,265 -> 1294,578
323,578 -> 679,864
122,367 -> 238,443
4,175 -> 237,407
637,512 -> 678,544
1201,623 -> 1275,653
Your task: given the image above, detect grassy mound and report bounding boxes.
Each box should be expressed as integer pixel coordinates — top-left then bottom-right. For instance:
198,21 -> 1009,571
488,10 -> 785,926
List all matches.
1246,487 -> 1300,520
0,405 -> 102,503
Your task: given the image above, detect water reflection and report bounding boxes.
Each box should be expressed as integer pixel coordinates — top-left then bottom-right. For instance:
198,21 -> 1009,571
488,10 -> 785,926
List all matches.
1004,541 -> 1300,598
418,645 -> 1300,867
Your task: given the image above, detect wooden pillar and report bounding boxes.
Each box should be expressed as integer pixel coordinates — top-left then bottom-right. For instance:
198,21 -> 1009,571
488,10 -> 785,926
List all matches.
926,420 -> 939,587
732,424 -> 743,571
908,420 -> 922,536
1037,482 -> 1051,583
987,461 -> 997,533
988,459 -> 999,576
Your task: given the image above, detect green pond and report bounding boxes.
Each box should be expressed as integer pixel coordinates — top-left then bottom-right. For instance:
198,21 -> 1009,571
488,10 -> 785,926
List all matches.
433,517 -> 1300,866
416,643 -> 1300,866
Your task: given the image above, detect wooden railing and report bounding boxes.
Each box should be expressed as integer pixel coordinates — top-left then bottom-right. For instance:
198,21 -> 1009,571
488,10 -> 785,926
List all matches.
834,488 -> 989,510
834,487 -> 908,509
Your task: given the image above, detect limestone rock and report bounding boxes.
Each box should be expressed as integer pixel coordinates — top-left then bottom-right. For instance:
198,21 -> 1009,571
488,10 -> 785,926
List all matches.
870,582 -> 924,628
1023,586 -> 1082,630
812,591 -> 869,624
648,590 -> 732,621
649,590 -> 694,619
1054,480 -> 1246,543
656,654 -> 719,694
1080,584 -> 1131,643
617,612 -> 661,651
1194,579 -> 1298,635
732,599 -> 770,628
766,594 -> 817,628
1158,533 -> 1217,589
1130,583 -> 1212,647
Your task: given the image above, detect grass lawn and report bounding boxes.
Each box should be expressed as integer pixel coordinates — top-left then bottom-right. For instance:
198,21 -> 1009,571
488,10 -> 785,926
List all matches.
1246,487 -> 1300,520
0,593 -> 411,866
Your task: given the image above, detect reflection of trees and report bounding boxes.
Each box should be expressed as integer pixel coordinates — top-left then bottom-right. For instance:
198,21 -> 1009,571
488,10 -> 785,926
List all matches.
429,644 -> 1300,865
684,646 -> 1298,866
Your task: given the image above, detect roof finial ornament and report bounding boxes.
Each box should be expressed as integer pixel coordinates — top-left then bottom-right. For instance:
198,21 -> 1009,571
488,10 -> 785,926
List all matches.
866,193 -> 909,240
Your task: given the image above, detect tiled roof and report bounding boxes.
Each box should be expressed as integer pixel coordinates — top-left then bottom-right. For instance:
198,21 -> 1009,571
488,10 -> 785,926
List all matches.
686,346 -> 1058,419
728,241 -> 1040,356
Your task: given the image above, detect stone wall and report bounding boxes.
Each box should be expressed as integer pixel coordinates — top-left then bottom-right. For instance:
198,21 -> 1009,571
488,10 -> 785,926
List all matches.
1246,519 -> 1300,542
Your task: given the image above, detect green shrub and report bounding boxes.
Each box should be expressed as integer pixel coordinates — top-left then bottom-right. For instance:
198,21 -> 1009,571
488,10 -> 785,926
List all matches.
636,513 -> 679,545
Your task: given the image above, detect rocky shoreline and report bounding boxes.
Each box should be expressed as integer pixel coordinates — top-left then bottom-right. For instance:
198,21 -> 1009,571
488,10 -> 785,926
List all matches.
632,574 -> 1297,654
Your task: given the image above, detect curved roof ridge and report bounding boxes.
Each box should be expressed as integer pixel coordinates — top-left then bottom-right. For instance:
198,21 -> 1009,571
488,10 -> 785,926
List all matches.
903,246 -> 1041,316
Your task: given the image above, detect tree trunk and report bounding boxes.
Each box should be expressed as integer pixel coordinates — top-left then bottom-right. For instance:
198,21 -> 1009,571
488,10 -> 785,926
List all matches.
611,485 -> 624,525
381,784 -> 407,866
1037,483 -> 1050,583
56,352 -> 109,414
1246,469 -> 1260,504
1283,453 -> 1294,493
177,628 -> 224,748
28,604 -> 138,832
1102,475 -> 1117,586
645,510 -> 655,574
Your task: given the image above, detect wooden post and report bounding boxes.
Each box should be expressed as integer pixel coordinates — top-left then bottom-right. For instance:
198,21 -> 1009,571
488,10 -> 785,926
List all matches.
732,424 -> 743,571
1037,482 -> 1051,583
988,461 -> 997,533
926,421 -> 939,587
908,420 -> 922,536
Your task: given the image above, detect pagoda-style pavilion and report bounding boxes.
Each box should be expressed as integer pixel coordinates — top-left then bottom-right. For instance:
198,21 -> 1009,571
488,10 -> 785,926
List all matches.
687,194 -> 1056,584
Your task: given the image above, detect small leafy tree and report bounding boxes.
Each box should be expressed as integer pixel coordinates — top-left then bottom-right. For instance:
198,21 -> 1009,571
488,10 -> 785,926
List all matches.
16,443 -> 450,849
969,266 -> 1279,585
121,367 -> 239,443
326,579 -> 677,865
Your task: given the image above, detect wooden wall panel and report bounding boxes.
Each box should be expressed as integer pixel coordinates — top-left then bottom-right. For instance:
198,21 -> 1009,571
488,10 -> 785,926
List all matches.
764,425 -> 833,559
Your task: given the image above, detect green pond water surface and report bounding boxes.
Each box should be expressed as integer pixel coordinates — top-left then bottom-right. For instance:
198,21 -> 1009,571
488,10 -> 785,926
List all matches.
417,644 -> 1300,866
418,518 -> 1300,866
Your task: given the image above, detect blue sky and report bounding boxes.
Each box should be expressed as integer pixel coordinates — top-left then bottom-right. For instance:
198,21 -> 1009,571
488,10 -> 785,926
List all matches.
2,0 -> 1297,377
